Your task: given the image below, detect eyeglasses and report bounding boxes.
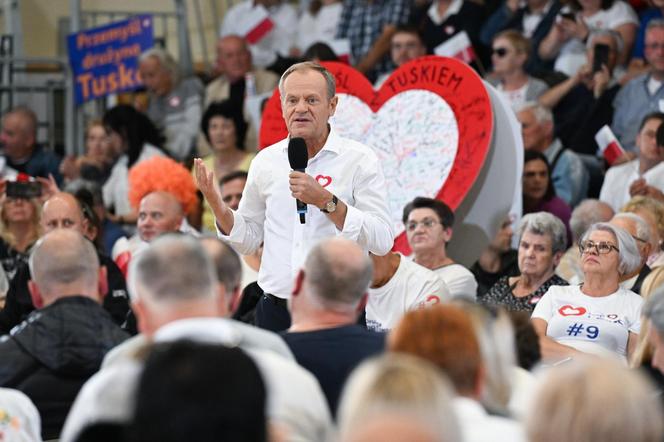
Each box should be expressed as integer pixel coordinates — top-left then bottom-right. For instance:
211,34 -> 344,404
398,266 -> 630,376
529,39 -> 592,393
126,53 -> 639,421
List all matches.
631,234 -> 648,244
492,47 -> 509,58
406,218 -> 443,232
578,240 -> 619,255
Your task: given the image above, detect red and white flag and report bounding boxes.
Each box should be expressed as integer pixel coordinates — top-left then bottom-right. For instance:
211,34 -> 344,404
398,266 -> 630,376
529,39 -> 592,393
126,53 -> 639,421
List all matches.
433,31 -> 476,64
236,5 -> 274,44
595,125 -> 625,166
328,39 -> 351,64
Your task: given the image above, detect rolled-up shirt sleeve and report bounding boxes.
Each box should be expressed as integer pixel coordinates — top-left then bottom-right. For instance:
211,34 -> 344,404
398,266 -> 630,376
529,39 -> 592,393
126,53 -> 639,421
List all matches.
337,154 -> 394,255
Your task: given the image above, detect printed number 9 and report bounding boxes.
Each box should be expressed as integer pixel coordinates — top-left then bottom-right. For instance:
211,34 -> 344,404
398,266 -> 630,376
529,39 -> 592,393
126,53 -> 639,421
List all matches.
586,326 -> 599,339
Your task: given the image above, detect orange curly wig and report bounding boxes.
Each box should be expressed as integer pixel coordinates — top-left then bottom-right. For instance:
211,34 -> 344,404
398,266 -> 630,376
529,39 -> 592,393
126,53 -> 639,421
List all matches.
128,156 -> 198,215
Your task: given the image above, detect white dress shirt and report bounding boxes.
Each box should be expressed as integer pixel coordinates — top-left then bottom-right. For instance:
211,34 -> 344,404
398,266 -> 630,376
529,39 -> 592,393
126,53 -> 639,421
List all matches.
218,129 -> 394,299
599,159 -> 664,211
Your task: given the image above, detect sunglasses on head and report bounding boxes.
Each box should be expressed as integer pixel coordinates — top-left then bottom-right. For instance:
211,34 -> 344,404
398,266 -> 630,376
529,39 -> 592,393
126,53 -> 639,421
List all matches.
492,47 -> 509,57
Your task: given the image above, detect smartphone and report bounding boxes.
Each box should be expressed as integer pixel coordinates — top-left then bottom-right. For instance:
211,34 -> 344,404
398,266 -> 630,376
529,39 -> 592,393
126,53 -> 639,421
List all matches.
559,11 -> 576,21
6,181 -> 41,199
592,43 -> 610,73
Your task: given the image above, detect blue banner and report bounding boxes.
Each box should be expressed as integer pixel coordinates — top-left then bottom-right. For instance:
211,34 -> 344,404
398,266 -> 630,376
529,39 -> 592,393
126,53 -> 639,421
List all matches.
67,15 -> 154,105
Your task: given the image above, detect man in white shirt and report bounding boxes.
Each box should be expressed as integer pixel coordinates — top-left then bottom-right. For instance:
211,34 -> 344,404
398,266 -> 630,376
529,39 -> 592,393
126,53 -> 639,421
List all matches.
402,196 -> 477,300
61,235 -> 331,442
367,251 -> 451,331
219,0 -> 297,70
600,112 -> 664,211
195,62 -> 394,331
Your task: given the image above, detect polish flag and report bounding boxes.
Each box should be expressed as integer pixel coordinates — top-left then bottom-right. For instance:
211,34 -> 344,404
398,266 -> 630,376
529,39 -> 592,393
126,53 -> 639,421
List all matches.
433,31 -> 476,64
237,5 -> 274,44
595,125 -> 625,166
328,39 -> 351,64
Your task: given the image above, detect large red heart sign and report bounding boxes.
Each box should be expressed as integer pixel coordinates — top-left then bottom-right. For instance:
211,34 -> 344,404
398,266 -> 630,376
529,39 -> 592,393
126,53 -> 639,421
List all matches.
558,305 -> 587,317
259,57 -> 493,252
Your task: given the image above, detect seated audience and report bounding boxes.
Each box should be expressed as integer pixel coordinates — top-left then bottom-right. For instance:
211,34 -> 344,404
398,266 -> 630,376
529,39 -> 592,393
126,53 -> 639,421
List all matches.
390,304 -> 525,441
0,230 -> 128,439
630,266 -> 664,385
539,30 -> 623,157
101,105 -> 166,224
517,102 -> 589,207
0,185 -> 40,280
482,212 -> 568,311
283,238 -> 385,415
641,282 -> 664,387
204,35 -> 279,153
0,106 -> 62,184
60,120 -> 115,185
532,222 -> 643,362
601,112 -> 664,211
402,197 -> 478,300
139,48 -> 204,162
374,25 -> 427,86
220,0 -> 297,70
612,20 -> 664,152
335,0 -> 411,80
367,251 -> 451,331
480,0 -> 561,73
610,212 -> 654,293
337,354 -> 461,442
556,199 -> 614,284
622,196 -> 664,267
526,358 -> 663,442
127,341 -> 267,442
293,0 -> 343,56
0,192 -> 130,334
633,0 -> 664,63
522,150 -> 572,241
61,235 -> 330,442
488,30 -> 549,109
538,0 -> 637,76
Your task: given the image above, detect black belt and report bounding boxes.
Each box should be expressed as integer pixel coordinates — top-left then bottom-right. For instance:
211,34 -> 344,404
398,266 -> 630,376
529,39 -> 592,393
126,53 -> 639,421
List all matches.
264,293 -> 288,309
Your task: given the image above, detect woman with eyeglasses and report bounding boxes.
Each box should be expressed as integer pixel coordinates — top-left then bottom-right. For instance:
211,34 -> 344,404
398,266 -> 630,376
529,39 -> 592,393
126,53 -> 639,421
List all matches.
531,222 -> 644,362
488,30 -> 548,110
481,212 -> 568,311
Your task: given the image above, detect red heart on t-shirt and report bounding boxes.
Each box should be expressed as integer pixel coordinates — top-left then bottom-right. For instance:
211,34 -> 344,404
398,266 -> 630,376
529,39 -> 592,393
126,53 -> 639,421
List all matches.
259,58 -> 493,253
558,305 -> 587,316
316,175 -> 332,188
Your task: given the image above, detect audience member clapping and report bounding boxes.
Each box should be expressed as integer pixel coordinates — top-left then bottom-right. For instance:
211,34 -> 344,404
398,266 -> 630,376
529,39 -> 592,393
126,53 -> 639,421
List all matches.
482,212 -> 568,311
60,120 -> 114,184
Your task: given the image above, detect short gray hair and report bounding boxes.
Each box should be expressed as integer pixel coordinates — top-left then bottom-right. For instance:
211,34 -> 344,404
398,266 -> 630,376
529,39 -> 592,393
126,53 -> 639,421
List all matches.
279,61 -> 336,101
304,238 -> 373,309
587,29 -> 624,54
139,47 -> 180,84
29,229 -> 100,296
516,101 -> 553,124
643,286 -> 664,336
581,223 -> 642,276
613,212 -> 652,244
517,212 -> 567,255
199,236 -> 242,295
570,199 -> 615,242
128,234 -> 217,303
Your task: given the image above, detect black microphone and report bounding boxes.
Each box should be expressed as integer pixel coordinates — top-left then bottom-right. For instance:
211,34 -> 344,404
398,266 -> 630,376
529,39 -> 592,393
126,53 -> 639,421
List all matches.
288,137 -> 309,224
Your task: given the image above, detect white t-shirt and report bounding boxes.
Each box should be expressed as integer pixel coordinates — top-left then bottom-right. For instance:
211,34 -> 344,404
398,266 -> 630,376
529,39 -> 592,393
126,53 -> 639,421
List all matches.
366,258 -> 451,332
555,1 -> 638,76
432,263 -> 478,301
532,285 -> 642,358
497,82 -> 529,110
296,3 -> 343,52
599,159 -> 664,211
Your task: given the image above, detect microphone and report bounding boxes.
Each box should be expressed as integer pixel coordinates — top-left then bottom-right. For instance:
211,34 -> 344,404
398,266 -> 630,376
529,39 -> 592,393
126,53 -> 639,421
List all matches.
288,137 -> 309,224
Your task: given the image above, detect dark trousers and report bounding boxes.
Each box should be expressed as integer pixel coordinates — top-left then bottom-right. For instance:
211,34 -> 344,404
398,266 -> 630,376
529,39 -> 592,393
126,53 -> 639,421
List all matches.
254,294 -> 291,332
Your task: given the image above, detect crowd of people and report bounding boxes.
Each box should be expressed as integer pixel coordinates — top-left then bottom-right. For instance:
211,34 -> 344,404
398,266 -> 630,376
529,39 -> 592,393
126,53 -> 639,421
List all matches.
2,0 -> 664,439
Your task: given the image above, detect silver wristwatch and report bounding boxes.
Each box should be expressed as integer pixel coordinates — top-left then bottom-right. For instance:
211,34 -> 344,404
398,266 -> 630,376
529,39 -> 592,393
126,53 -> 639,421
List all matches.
321,195 -> 338,214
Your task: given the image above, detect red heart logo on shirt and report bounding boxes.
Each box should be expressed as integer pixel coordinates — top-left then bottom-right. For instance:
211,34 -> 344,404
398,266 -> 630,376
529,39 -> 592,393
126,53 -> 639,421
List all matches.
316,175 -> 332,188
259,58 -> 493,253
558,305 -> 587,316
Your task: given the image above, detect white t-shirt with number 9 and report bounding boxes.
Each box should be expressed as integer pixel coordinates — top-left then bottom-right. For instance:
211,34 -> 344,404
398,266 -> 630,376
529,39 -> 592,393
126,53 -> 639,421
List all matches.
532,285 -> 642,359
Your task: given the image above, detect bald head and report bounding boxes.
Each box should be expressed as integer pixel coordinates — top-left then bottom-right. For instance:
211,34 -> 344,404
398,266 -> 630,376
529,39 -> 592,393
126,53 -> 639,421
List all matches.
303,238 -> 373,309
41,192 -> 87,234
29,229 -> 100,303
137,191 -> 184,243
216,35 -> 252,82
